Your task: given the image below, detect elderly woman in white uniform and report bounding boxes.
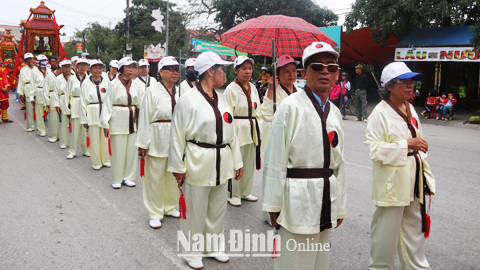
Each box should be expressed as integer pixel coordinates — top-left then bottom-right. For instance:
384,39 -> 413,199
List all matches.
65,57 -> 90,159
100,57 -> 142,189
52,60 -> 73,149
223,55 -> 261,207
107,60 -> 118,81
258,54 -> 301,224
80,59 -> 111,170
136,56 -> 181,229
168,51 -> 243,269
43,62 -> 62,142
29,55 -> 48,137
179,58 -> 198,94
366,62 -> 435,270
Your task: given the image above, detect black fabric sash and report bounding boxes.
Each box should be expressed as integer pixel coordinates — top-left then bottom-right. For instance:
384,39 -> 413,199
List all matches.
303,84 -> 333,232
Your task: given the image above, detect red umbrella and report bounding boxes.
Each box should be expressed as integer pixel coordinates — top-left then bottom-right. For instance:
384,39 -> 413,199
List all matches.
221,15 -> 338,58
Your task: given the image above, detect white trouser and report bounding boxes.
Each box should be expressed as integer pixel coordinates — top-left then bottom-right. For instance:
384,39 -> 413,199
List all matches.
180,182 -> 227,262
47,107 -> 59,141
34,103 -> 46,135
26,100 -> 34,130
87,125 -> 110,167
68,118 -> 89,156
143,155 -> 179,220
369,200 -> 430,270
59,113 -> 69,147
110,133 -> 137,184
276,228 -> 331,270
228,143 -> 255,201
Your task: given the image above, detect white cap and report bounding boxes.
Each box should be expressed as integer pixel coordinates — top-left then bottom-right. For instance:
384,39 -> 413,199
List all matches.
380,62 -> 424,87
233,55 -> 254,68
89,59 -> 104,68
37,54 -> 48,61
24,53 -> 34,59
138,59 -> 149,67
185,58 -> 196,67
71,56 -> 79,63
194,51 -> 233,76
118,57 -> 138,71
158,56 -> 182,72
302,42 -> 339,67
60,60 -> 72,67
109,60 -> 118,68
77,57 -> 89,65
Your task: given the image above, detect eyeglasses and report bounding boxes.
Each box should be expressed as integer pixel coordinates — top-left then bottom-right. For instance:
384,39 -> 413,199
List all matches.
163,67 -> 180,73
395,78 -> 416,87
309,63 -> 339,73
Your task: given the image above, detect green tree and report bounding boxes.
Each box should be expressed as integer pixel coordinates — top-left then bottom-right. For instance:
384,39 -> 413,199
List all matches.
344,0 -> 480,48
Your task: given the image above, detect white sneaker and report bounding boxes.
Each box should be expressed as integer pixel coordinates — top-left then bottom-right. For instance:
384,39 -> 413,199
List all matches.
39,133 -> 46,137
363,119 -> 368,123
149,219 -> 162,229
66,154 -> 75,159
83,152 -> 90,157
122,180 -> 136,187
214,255 -> 230,263
48,138 -> 56,143
187,260 -> 203,269
170,210 -> 181,218
244,195 -> 258,202
112,183 -> 121,189
92,165 -> 102,170
228,199 -> 241,207
26,128 -> 34,132
103,163 -> 111,168
60,145 -> 67,149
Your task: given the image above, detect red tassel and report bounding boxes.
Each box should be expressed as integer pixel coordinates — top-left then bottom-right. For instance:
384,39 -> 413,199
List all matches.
24,111 -> 26,120
272,233 -> 280,261
42,111 -> 49,118
86,130 -> 90,148
34,112 -> 36,120
179,188 -> 187,219
108,137 -> 112,156
69,122 -> 72,133
140,158 -> 145,177
425,214 -> 431,238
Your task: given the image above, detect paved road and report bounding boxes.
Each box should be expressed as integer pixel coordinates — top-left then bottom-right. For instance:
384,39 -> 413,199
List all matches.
1,93 -> 479,269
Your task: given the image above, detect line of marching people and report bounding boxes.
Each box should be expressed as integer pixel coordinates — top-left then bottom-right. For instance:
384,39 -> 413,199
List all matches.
15,41 -> 436,270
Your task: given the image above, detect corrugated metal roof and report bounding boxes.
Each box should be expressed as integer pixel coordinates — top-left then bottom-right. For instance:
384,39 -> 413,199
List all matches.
396,26 -> 473,47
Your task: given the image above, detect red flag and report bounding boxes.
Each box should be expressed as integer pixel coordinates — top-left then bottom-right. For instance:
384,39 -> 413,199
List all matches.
140,158 -> 145,177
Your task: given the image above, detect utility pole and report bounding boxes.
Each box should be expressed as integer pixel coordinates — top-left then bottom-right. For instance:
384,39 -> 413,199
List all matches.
126,0 -> 131,57
165,0 -> 169,56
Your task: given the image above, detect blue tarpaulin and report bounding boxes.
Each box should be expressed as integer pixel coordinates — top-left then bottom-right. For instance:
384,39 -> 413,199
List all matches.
396,26 -> 474,47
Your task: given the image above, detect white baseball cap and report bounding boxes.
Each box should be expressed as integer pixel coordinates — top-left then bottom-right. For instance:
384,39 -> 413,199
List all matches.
109,60 -> 119,68
60,60 -> 72,67
158,56 -> 182,72
90,59 -> 104,68
138,59 -> 149,67
302,42 -> 339,67
71,56 -> 79,63
77,57 -> 89,65
24,53 -> 34,59
380,62 -> 424,87
185,58 -> 196,67
234,55 -> 254,68
118,57 -> 138,71
194,51 -> 232,76
37,54 -> 48,61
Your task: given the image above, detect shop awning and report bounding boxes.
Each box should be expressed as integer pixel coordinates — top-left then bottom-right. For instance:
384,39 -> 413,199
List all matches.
396,26 -> 473,47
339,27 -> 399,68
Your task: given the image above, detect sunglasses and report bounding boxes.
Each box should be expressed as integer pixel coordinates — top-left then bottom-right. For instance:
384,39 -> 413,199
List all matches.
163,66 -> 180,72
309,63 -> 339,73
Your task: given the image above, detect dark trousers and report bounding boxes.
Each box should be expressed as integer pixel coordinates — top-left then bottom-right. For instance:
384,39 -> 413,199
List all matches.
355,89 -> 367,120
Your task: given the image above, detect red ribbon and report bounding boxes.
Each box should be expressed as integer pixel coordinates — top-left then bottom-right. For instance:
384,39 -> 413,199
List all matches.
179,188 -> 187,219
33,112 -> 36,120
69,122 -> 72,133
140,158 -> 145,177
108,137 -> 112,156
42,111 -> 49,118
24,111 -> 26,120
86,129 -> 90,148
425,195 -> 431,238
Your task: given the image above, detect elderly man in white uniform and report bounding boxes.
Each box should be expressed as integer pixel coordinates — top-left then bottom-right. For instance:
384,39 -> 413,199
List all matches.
179,58 -> 198,94
52,60 -> 73,149
43,61 -> 62,142
133,59 -> 157,105
65,58 -> 90,159
29,55 -> 49,136
136,56 -> 182,229
262,42 -> 348,270
17,53 -> 38,132
168,51 -> 243,269
366,62 -> 435,270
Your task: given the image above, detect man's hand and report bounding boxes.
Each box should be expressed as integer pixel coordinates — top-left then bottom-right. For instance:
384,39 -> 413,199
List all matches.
31,101 -> 35,106
335,219 -> 344,228
269,212 -> 279,228
83,124 -> 88,129
138,148 -> 148,159
56,107 -> 61,114
173,173 -> 186,188
20,95 -> 25,103
103,128 -> 110,138
235,167 -> 243,180
407,138 -> 428,153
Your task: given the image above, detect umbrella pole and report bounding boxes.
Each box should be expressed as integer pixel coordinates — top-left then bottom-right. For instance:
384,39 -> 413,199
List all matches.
272,38 -> 276,112
179,49 -> 182,96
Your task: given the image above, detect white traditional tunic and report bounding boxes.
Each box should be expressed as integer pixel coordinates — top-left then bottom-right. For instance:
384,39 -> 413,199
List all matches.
365,100 -> 435,270
81,76 -> 110,168
179,79 -> 196,95
52,74 -> 71,147
43,71 -> 59,141
168,85 -> 243,262
17,65 -> 38,130
29,68 -> 46,135
136,82 -> 179,220
262,86 -> 347,270
65,73 -> 89,157
99,76 -> 141,184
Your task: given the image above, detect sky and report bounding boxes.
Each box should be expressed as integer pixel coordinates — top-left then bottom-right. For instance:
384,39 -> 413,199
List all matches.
0,0 -> 356,42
